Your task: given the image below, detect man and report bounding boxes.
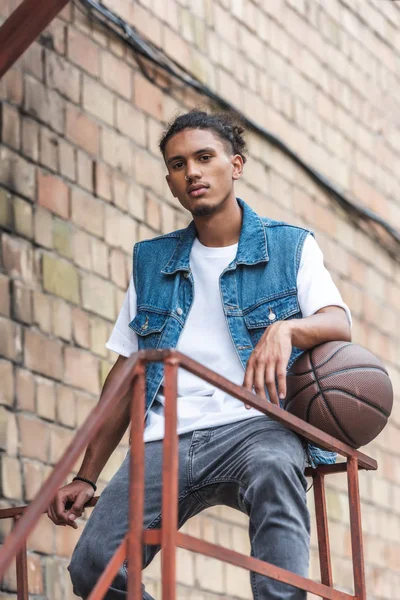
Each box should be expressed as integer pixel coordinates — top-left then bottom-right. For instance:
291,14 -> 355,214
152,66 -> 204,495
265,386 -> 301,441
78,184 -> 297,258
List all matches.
48,110 -> 351,599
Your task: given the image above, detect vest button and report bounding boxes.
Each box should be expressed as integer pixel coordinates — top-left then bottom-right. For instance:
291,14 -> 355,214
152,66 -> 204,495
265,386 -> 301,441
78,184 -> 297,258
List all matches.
176,307 -> 183,316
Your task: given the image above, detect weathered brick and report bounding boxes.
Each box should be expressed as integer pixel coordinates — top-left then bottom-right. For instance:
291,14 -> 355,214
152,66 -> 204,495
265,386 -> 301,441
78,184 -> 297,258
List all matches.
45,50 -> 80,103
75,390 -> 97,426
94,161 -> 112,201
0,188 -> 12,230
55,517 -> 81,556
13,197 -> 33,239
127,182 -> 145,221
56,384 -> 76,427
37,170 -> 69,219
32,290 -> 52,333
72,228 -> 92,270
53,217 -> 73,258
104,204 -> 136,253
0,274 -> 10,317
65,104 -> 100,156
0,361 -> 14,409
52,297 -> 72,341
0,455 -> 22,499
101,51 -> 132,99
42,254 -> 80,304
59,139 -> 76,182
115,99 -> 146,146
24,75 -> 64,134
133,72 -> 163,120
163,26 -> 191,70
21,117 -> 39,161
90,236 -> 108,278
45,557 -> 65,600
24,329 -> 63,380
36,375 -> 56,421
64,347 -> 100,394
112,174 -> 129,211
15,367 -> 35,412
147,118 -> 164,157
27,512 -> 54,555
131,3 -> 162,46
110,248 -> 127,288
101,128 -> 134,174
0,317 -> 21,361
1,103 -> 20,150
1,234 -> 35,283
83,75 -> 114,126
39,127 -> 59,171
71,188 -> 104,237
34,206 -> 53,249
1,408 -> 17,456
11,280 -> 32,324
88,317 -> 109,361
146,192 -> 162,231
0,146 -> 35,200
18,414 -> 49,461
71,307 -> 90,349
27,553 -> 44,595
161,201 -> 175,234
81,273 -> 115,320
0,68 -> 23,104
134,148 -> 164,195
67,27 -> 100,76
77,150 -> 94,193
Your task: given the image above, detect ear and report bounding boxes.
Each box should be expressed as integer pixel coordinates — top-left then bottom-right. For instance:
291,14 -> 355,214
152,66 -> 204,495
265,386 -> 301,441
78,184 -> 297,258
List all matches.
166,174 -> 177,198
231,154 -> 244,180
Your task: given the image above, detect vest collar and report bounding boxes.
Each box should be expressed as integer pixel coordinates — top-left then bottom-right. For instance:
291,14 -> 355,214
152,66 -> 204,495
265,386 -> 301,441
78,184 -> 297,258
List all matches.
161,198 -> 269,275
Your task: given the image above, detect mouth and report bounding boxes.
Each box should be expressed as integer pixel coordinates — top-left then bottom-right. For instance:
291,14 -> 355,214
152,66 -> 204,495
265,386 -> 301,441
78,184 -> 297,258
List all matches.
187,183 -> 209,197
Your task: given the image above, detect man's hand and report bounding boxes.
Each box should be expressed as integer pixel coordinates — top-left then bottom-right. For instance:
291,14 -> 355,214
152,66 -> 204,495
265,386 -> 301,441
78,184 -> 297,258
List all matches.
47,480 -> 95,529
243,321 -> 292,406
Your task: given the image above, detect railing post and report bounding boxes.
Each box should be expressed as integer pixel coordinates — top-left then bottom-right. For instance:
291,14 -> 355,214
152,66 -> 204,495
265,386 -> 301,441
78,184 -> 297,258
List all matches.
313,471 -> 333,598
161,357 -> 179,600
14,515 -> 28,600
347,457 -> 366,600
127,362 -> 146,600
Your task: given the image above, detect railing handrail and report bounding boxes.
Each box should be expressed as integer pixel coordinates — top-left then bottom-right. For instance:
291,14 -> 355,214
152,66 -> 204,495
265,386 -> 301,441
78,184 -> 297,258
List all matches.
0,348 -> 376,579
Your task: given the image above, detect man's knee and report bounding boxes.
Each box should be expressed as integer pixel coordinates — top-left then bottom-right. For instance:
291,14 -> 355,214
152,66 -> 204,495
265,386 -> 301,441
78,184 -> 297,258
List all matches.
68,537 -> 105,598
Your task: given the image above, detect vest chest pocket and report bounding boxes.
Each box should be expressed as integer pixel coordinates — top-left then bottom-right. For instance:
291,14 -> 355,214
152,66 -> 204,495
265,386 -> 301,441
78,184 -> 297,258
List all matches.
129,310 -> 169,349
244,294 -> 301,346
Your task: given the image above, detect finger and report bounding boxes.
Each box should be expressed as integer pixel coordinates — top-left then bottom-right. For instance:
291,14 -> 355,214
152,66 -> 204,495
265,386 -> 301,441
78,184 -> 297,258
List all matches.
265,364 -> 279,405
67,490 -> 90,523
243,361 -> 255,391
254,360 -> 267,399
55,492 -> 68,520
276,362 -> 287,401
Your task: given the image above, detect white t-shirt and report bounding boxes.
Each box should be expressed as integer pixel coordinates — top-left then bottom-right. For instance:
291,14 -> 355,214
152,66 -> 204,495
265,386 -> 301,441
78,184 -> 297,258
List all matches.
106,234 -> 351,442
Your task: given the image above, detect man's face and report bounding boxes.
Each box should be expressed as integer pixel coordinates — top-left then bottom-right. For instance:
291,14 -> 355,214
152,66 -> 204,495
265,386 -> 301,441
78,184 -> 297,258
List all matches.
164,128 -> 243,217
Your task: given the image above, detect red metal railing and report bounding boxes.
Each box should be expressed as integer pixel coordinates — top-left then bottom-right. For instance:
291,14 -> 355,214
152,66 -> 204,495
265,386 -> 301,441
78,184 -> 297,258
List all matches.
0,349 -> 376,599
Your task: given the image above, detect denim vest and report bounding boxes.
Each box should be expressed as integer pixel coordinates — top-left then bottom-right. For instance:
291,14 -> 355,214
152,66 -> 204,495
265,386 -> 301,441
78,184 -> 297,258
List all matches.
129,198 -> 335,466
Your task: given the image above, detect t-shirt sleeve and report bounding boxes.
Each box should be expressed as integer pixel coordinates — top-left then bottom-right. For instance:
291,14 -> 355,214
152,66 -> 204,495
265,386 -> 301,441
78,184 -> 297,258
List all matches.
106,274 -> 139,357
297,234 -> 352,326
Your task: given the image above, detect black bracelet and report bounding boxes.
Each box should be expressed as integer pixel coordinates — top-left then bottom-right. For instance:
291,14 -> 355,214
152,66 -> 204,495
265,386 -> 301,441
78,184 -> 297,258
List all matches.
73,476 -> 97,492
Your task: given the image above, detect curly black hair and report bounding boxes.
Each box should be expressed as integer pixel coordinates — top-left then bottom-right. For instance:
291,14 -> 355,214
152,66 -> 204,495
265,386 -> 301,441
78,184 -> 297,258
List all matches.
159,109 -> 247,163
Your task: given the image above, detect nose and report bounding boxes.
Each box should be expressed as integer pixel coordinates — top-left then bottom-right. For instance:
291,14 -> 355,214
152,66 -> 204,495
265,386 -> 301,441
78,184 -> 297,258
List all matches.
185,160 -> 202,181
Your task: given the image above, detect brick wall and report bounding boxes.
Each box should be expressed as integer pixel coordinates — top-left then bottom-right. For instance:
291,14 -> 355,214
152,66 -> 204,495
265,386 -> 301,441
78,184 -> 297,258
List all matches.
0,0 -> 399,598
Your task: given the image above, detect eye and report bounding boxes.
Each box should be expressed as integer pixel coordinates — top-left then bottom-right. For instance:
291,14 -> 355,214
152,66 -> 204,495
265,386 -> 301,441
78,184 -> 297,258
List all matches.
200,154 -> 212,161
172,161 -> 184,170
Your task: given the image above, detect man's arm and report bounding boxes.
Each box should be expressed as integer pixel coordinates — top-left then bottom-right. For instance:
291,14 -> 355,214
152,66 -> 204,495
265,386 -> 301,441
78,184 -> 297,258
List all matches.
48,354 -> 132,528
243,306 -> 351,406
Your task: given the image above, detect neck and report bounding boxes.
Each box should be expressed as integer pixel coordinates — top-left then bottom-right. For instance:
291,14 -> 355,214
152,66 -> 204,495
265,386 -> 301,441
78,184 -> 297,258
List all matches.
193,195 -> 242,247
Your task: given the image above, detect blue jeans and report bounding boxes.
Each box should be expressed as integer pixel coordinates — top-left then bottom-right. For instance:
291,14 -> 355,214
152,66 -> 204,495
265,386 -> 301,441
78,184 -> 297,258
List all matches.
69,416 -> 310,599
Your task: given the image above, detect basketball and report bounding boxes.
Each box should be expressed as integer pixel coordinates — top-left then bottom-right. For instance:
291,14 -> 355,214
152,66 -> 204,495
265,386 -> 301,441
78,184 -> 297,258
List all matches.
284,341 -> 393,449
